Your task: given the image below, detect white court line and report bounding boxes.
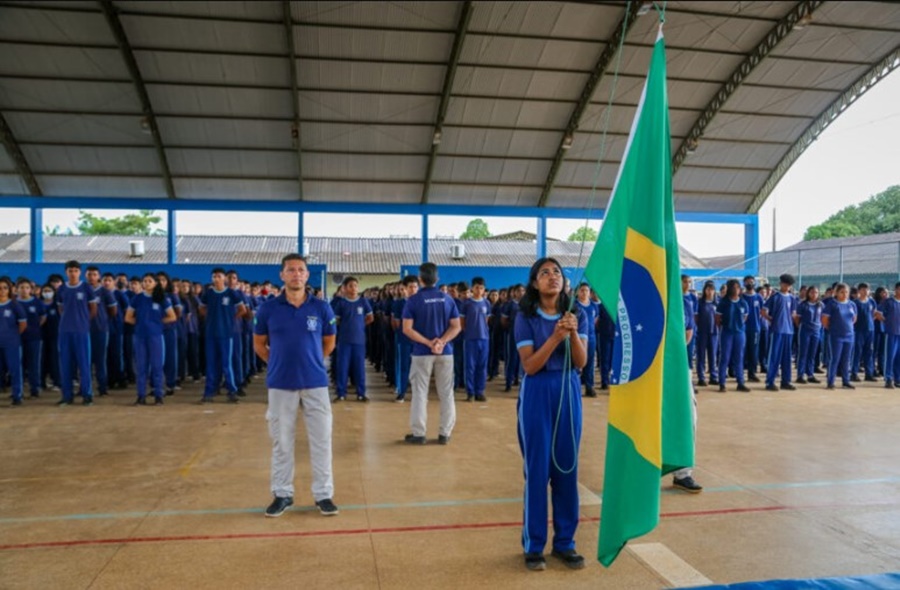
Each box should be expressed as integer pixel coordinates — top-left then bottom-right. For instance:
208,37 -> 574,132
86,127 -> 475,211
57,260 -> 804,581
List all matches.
628,542 -> 712,588
578,482 -> 602,506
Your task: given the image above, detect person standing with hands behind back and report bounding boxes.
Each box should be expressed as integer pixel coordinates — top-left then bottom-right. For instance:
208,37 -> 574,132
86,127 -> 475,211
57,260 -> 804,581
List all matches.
254,254 -> 339,519
515,258 -> 588,572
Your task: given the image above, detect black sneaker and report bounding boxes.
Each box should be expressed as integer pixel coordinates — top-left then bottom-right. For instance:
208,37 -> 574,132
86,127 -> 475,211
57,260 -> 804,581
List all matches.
265,496 -> 293,518
11,398 -> 22,406
814,367 -> 825,374
765,384 -> 779,392
796,377 -> 807,384
842,383 -> 856,390
850,374 -> 860,382
718,385 -> 726,393
524,553 -> 546,571
781,383 -> 797,391
864,376 -> 878,382
585,390 -> 597,398
504,386 -> 511,392
154,397 -> 164,406
227,393 -> 240,403
236,388 -> 247,397
394,395 -> 406,403
333,396 -> 345,403
404,434 -> 426,445
747,375 -> 761,383
466,394 -> 474,402
709,379 -> 720,386
201,396 -> 214,403
808,377 -> 821,384
357,395 -> 369,403
99,390 -> 108,397
166,388 -> 174,397
316,498 -> 339,516
438,434 -> 450,445
475,394 -> 487,402
551,549 -> 586,570
886,381 -> 896,390
826,384 -> 835,390
673,476 -> 703,493
56,399 -> 69,407
30,391 -> 40,399
736,385 -> 751,393
697,380 -> 708,387
133,398 -> 147,406
82,398 -> 93,406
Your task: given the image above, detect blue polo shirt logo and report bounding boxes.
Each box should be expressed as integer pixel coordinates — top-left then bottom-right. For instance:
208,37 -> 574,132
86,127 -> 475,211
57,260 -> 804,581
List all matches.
356,307 -> 363,315
152,303 -> 160,310
223,297 -> 230,305
307,316 -> 318,331
76,293 -> 83,300
3,310 -> 10,318
29,307 -> 35,312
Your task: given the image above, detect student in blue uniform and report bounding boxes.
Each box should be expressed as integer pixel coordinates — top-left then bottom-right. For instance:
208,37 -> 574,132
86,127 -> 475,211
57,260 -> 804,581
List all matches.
16,278 -> 45,399
742,277 -> 764,383
596,297 -> 615,390
0,277 -> 27,405
57,261 -> 98,406
156,272 -> 181,396
796,286 -> 824,384
224,271 -> 249,395
40,283 -> 60,392
695,281 -> 720,387
851,283 -> 878,382
502,284 -> 525,392
762,274 -> 798,392
86,266 -> 117,397
682,275 -> 698,370
823,283 -> 857,390
102,273 -> 129,390
876,282 -> 900,390
125,273 -> 176,405
461,277 -> 491,403
332,276 -> 374,402
715,279 -> 750,393
199,268 -> 246,403
453,282 -> 469,390
515,258 -> 588,572
873,286 -> 888,378
392,275 -> 418,402
574,283 -> 598,397
124,276 -> 142,384
488,289 -> 505,381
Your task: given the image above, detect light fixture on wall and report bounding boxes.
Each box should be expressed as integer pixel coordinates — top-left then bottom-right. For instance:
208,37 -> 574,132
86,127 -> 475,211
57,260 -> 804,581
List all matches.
432,129 -> 442,145
636,1 -> 654,16
139,116 -> 152,135
794,13 -> 813,30
561,134 -> 574,150
685,137 -> 700,154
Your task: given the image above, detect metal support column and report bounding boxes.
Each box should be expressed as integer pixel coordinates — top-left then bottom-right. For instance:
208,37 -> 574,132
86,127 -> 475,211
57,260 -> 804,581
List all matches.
839,246 -> 844,283
30,207 -> 43,263
536,216 -> 547,259
298,211 -> 305,256
421,215 -> 429,263
167,209 -> 177,266
744,215 -> 759,276
797,250 -> 802,287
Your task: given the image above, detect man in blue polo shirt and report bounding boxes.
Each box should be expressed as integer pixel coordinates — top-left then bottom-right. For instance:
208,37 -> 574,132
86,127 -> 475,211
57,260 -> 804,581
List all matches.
57,260 -> 99,406
402,262 -> 461,445
254,254 -> 338,518
762,274 -> 799,391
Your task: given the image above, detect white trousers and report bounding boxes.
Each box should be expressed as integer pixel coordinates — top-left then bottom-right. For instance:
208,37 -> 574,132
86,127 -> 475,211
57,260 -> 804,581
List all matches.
267,387 -> 334,501
409,355 -> 456,437
673,373 -> 698,480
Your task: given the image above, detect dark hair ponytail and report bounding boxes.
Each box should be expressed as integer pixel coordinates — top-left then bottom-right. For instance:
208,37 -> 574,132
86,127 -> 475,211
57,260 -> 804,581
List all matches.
519,258 -> 572,318
143,273 -> 166,304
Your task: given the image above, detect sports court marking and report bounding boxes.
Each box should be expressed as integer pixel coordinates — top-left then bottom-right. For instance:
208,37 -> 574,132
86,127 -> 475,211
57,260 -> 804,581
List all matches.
628,542 -> 712,588
578,482 -> 602,506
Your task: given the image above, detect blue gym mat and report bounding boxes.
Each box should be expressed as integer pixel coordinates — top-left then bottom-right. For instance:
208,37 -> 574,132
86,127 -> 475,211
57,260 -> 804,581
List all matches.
684,573 -> 900,590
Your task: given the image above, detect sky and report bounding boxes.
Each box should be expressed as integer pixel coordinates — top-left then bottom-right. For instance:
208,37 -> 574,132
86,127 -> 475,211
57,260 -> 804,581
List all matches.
1,69 -> 898,262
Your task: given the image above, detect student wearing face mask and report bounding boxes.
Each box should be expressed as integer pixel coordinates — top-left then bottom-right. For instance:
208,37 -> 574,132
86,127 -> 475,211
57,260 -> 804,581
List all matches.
39,283 -> 60,392
796,286 -> 824,385
823,283 -> 857,390
695,281 -> 720,387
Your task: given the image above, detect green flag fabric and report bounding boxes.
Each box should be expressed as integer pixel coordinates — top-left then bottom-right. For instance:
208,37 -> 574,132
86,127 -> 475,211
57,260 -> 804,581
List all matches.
583,28 -> 695,568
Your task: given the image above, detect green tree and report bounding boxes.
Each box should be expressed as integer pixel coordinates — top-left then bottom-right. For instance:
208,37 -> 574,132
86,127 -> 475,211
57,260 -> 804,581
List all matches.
75,210 -> 167,236
568,226 -> 598,242
803,185 -> 900,240
44,224 -> 73,236
459,218 -> 491,239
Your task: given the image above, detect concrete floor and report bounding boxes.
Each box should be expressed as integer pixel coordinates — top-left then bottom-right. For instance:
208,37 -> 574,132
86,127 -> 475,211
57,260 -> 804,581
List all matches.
2,370 -> 900,590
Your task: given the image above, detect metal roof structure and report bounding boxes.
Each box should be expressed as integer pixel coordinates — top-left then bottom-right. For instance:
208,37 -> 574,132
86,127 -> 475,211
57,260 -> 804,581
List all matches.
0,1 -> 897,213
0,233 -> 708,272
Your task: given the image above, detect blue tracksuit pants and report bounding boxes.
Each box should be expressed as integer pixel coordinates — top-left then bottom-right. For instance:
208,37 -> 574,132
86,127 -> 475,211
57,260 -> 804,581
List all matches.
505,332 -> 521,388
0,344 -> 22,402
22,339 -> 41,395
852,330 -> 874,378
337,342 -> 366,398
453,337 -> 465,388
744,330 -> 760,378
696,331 -> 719,383
395,336 -> 412,397
581,338 -> 596,391
598,336 -> 614,387
828,336 -> 854,387
59,331 -> 92,402
162,328 -> 177,389
107,330 -> 124,386
134,334 -> 164,400
883,334 -> 900,384
517,370 -> 582,555
797,327 -> 821,379
719,331 -> 746,387
464,339 -> 489,396
230,333 -> 242,389
203,336 -> 236,398
766,333 -> 794,387
89,331 -> 109,394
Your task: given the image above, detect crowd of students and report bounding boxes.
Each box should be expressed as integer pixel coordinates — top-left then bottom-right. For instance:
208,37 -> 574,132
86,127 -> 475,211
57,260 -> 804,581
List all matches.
3,262 -> 899,408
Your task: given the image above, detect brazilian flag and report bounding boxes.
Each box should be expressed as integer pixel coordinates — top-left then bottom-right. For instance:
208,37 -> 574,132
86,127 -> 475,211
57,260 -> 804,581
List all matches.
584,29 -> 695,567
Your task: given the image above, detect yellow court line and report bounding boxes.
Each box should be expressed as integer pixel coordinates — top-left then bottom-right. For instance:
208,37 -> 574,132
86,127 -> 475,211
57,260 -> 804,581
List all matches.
178,449 -> 205,478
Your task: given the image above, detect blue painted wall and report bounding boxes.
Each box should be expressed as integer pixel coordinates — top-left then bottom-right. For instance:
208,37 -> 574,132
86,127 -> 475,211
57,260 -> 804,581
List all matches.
0,263 -> 327,288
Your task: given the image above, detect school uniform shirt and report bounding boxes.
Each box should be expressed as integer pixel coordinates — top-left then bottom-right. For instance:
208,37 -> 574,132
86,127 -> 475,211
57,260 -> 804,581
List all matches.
401,286 -> 460,356
58,282 -> 98,334
716,298 -> 749,333
854,298 -> 876,334
879,298 -> 900,336
332,297 -> 373,345
254,293 -> 336,390
129,294 -> 173,338
513,308 -> 589,373
90,285 -> 117,333
110,289 -> 129,335
764,292 -> 797,335
574,299 -> 598,340
742,293 -> 764,332
797,301 -> 824,333
200,288 -> 245,340
823,300 -> 857,339
597,302 -> 616,339
0,300 -> 27,347
392,298 -> 409,343
19,298 -> 46,342
461,298 -> 491,340
683,297 -> 696,331
42,297 -> 60,336
696,299 -> 718,334
502,299 -> 520,329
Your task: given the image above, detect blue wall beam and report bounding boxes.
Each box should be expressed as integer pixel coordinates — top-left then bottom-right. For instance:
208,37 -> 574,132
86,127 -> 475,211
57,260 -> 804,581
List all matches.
298,211 -> 304,256
421,214 -> 429,263
30,207 -> 42,264
536,215 -> 547,259
167,209 -> 176,266
744,215 -> 760,276
0,195 -> 758,224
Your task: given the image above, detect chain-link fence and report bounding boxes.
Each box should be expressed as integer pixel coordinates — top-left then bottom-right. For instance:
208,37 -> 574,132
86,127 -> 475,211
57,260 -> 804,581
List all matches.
761,241 -> 900,288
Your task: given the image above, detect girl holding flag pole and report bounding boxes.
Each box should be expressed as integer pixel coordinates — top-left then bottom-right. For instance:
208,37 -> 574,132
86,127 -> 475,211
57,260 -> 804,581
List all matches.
515,257 -> 588,572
